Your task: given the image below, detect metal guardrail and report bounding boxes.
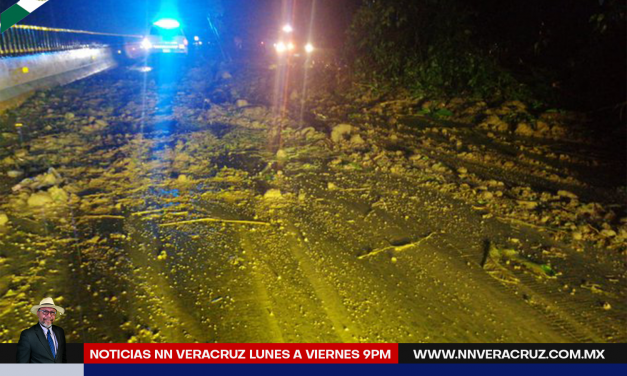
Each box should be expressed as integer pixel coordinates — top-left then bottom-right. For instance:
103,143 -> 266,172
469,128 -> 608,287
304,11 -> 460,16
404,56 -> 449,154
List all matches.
0,24 -> 142,57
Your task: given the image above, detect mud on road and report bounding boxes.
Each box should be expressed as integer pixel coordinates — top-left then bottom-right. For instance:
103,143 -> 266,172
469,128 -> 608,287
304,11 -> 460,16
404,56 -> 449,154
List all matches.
0,56 -> 625,343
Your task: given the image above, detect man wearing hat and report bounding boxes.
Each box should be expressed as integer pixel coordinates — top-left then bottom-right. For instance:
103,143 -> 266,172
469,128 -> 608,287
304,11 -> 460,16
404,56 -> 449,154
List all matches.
16,297 -> 67,363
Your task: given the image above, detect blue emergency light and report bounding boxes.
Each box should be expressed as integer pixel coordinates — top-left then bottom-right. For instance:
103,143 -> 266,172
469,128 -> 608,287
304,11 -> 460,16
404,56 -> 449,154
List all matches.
154,18 -> 181,29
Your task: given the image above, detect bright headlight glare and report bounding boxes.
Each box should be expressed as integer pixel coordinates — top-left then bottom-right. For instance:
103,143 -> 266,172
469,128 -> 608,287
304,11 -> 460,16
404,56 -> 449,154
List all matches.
141,38 -> 152,49
287,42 -> 295,50
305,43 -> 314,53
275,42 -> 287,53
154,18 -> 180,29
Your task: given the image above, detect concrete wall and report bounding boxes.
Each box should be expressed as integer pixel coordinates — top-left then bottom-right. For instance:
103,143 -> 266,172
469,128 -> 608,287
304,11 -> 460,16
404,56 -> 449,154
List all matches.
0,48 -> 117,111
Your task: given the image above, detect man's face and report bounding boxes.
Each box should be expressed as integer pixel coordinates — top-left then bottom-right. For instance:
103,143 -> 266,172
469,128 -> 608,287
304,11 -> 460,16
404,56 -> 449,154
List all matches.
37,308 -> 57,328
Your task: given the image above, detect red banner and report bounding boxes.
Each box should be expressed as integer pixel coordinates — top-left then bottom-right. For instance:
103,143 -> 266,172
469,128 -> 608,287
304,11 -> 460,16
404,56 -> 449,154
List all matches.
84,343 -> 398,364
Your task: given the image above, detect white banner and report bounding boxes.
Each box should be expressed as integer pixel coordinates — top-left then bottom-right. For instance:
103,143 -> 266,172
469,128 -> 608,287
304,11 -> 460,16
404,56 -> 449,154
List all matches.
16,0 -> 50,14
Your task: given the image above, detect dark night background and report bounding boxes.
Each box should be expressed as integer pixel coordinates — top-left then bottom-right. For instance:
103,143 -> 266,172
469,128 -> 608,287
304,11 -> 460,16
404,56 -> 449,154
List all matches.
0,1 -> 359,44
1,0 -> 625,125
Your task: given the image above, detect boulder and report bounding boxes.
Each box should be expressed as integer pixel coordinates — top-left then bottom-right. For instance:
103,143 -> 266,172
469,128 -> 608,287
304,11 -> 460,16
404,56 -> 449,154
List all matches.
331,124 -> 353,143
349,134 -> 366,147
535,121 -> 551,134
27,192 -> 54,207
264,189 -> 282,200
514,122 -> 535,136
504,100 -> 527,111
481,115 -> 509,132
1,156 -> 15,166
551,124 -> 567,137
557,190 -> 578,200
7,170 -> 23,178
1,133 -> 18,141
49,186 -> 69,203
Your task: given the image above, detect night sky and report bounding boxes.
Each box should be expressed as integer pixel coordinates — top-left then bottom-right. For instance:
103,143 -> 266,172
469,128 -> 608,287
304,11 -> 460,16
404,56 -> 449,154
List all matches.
0,0 -> 359,47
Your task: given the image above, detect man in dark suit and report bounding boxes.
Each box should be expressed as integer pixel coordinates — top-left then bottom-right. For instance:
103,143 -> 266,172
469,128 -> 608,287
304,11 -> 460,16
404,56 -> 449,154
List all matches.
16,297 -> 67,363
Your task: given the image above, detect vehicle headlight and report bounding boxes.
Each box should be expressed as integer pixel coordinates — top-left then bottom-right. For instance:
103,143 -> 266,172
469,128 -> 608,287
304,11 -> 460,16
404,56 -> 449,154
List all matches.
141,38 -> 152,49
275,42 -> 287,53
305,43 -> 314,54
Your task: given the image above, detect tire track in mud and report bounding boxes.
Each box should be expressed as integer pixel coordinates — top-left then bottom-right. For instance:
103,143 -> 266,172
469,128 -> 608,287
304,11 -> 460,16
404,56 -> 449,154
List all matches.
366,167 -> 626,343
126,207 -> 290,342
193,226 -> 283,343
124,216 -> 210,342
279,222 -> 365,343
397,239 -> 572,342
429,200 -> 627,343
414,198 -> 625,343
183,202 -> 288,342
402,122 -> 618,204
510,271 -> 626,343
279,188 -> 457,341
410,243 -> 579,342
236,232 -> 285,342
282,170 -> 584,342
426,235 -> 587,342
241,221 -> 346,342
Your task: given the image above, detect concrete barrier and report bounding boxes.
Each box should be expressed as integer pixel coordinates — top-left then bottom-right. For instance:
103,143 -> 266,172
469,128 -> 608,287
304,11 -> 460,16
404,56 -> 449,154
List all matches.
0,47 -> 117,112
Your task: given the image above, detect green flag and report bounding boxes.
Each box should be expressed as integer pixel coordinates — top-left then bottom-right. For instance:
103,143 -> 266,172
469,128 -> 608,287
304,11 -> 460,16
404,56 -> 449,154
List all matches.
1,0 -> 51,33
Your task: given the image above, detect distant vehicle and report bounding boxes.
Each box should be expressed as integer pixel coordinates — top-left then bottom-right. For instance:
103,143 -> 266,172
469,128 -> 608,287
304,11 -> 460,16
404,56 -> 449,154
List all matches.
141,18 -> 189,55
273,23 -> 314,58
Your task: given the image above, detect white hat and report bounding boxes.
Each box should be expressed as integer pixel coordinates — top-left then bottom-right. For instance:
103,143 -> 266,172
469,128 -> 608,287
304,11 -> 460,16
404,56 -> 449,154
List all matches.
30,297 -> 65,316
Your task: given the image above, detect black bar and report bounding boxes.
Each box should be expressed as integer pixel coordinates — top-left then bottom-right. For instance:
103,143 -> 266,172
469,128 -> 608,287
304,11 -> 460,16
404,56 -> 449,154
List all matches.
0,343 -> 84,363
399,343 -> 627,363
